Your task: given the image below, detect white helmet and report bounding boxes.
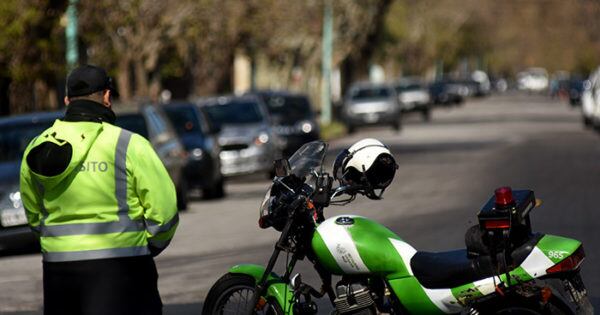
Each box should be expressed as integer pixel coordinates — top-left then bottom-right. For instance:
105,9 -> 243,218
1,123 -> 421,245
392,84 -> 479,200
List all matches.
333,138 -> 397,199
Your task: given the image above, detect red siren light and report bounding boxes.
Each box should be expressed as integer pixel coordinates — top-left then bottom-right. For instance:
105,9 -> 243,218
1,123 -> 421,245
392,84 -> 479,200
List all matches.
494,186 -> 515,208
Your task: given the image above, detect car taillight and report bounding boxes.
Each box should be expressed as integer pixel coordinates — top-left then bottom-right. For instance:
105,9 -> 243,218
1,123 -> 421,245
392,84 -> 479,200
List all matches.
483,219 -> 511,229
546,246 -> 585,274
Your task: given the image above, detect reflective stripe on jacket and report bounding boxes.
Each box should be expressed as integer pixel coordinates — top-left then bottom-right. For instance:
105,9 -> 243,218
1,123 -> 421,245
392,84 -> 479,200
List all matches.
20,120 -> 178,262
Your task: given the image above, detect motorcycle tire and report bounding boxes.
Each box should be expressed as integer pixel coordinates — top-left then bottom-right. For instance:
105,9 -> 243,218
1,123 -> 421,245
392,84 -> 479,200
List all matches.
201,273 -> 284,315
545,274 -> 594,315
474,295 -> 575,315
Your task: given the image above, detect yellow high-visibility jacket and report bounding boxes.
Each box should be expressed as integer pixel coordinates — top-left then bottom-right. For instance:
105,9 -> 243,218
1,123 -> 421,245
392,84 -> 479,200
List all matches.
20,119 -> 178,262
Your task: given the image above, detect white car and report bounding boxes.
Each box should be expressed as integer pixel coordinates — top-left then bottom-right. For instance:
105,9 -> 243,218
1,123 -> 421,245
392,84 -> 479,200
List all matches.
586,67 -> 600,129
393,78 -> 432,121
580,79 -> 595,127
517,68 -> 549,92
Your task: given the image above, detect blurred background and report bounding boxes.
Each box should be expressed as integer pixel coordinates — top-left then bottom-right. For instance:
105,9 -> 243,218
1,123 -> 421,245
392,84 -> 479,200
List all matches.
1,0 -> 600,314
1,0 -> 599,115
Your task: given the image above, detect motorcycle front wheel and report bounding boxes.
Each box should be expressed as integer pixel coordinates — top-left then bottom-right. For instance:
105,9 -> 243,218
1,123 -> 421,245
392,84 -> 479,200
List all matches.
202,273 -> 284,315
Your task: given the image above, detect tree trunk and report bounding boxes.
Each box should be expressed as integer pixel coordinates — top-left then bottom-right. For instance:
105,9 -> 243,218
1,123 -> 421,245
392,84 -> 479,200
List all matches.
9,81 -> 35,114
340,0 -> 393,95
116,58 -> 132,102
0,75 -> 11,116
134,59 -> 149,99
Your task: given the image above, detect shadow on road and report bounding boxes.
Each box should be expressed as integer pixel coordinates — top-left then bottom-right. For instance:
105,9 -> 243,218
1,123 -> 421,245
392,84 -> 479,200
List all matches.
164,302 -> 203,315
1,303 -> 204,315
0,244 -> 40,258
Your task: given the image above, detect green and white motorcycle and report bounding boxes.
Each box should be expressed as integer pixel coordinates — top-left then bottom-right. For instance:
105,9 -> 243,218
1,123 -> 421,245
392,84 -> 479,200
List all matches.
202,140 -> 592,314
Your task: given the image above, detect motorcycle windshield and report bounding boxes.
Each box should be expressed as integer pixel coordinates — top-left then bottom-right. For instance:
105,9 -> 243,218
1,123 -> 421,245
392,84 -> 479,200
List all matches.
259,141 -> 327,220
287,140 -> 328,179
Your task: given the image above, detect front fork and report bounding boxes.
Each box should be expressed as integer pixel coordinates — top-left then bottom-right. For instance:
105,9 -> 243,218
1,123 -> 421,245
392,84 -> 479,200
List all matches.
231,225 -> 335,314
229,263 -> 295,314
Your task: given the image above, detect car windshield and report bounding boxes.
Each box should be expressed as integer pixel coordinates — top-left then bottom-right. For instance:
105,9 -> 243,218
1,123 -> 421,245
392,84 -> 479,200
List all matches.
0,121 -> 55,163
163,106 -> 204,137
351,87 -> 391,100
205,101 -> 264,125
115,114 -> 149,139
263,95 -> 312,124
395,83 -> 422,92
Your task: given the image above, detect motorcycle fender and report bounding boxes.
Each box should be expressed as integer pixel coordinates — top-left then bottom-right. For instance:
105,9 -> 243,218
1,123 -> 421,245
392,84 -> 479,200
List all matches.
229,264 -> 295,314
517,234 -> 582,279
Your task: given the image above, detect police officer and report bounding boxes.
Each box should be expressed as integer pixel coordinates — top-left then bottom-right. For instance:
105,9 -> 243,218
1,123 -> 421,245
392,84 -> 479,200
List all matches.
19,65 -> 178,315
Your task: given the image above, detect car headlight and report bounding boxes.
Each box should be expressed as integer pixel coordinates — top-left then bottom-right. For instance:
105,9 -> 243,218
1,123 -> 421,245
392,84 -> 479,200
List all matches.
255,132 -> 270,145
190,148 -> 204,159
9,191 -> 22,208
301,122 -> 313,134
0,191 -> 28,227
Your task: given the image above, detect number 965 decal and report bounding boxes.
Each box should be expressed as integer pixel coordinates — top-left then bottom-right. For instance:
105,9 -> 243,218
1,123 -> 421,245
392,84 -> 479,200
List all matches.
547,250 -> 569,260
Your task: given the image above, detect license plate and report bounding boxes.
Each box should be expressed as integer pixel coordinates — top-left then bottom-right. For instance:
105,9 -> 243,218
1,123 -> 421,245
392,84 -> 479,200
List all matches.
364,113 -> 379,123
1,208 -> 28,227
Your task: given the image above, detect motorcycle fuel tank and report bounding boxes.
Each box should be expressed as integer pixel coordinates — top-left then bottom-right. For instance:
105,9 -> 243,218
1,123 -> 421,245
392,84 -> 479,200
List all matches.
311,215 -> 415,276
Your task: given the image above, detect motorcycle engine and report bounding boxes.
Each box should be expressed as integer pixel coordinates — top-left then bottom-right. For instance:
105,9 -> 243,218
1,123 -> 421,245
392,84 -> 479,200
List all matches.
334,279 -> 376,314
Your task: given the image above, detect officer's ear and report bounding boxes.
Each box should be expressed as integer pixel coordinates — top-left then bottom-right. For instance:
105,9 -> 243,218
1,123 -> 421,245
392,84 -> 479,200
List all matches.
102,90 -> 112,108
64,96 -> 71,106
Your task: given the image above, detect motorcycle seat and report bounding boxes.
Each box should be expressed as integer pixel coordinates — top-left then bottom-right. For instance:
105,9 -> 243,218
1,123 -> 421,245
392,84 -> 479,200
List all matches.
410,234 -> 542,289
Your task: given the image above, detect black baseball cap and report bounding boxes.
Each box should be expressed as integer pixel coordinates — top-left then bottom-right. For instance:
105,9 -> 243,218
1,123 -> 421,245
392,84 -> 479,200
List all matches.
66,64 -> 119,97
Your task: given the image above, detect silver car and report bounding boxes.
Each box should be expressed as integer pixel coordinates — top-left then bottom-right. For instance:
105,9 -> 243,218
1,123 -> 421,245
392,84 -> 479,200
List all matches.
199,96 -> 279,177
343,82 -> 402,133
394,78 -> 432,121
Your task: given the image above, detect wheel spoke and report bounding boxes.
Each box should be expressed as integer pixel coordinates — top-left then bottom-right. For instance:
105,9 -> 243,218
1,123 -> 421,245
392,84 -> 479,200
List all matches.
217,286 -> 260,315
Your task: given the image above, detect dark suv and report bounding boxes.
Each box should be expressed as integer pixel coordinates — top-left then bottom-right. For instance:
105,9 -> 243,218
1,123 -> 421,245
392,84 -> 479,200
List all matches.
199,96 -> 279,178
247,90 -> 320,157
162,102 -> 225,199
0,111 -> 62,251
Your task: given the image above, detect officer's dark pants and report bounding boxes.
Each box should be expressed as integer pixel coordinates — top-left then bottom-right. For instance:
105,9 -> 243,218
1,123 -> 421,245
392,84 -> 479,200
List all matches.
43,255 -> 162,315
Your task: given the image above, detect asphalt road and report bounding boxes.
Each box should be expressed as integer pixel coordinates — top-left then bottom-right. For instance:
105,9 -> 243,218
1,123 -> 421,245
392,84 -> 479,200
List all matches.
1,92 -> 598,314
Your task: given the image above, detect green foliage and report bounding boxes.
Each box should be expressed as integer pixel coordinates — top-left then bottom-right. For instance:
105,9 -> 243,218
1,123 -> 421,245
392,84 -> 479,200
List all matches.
382,0 -> 600,76
320,121 -> 347,141
2,0 -> 600,113
0,1 -> 65,79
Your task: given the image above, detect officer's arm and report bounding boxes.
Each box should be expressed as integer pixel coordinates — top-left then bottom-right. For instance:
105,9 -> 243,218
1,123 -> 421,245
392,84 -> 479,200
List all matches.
129,134 -> 179,256
19,159 -> 42,237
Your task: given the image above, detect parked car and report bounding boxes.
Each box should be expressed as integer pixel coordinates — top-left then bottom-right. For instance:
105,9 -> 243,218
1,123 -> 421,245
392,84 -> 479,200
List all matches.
470,70 -> 491,96
0,111 -> 62,250
114,104 -> 189,210
517,67 -> 549,92
246,90 -> 320,157
342,82 -> 402,133
162,102 -> 225,199
568,78 -> 585,107
584,67 -> 600,129
393,78 -> 432,121
580,78 -> 594,127
199,95 -> 279,177
429,80 -> 465,106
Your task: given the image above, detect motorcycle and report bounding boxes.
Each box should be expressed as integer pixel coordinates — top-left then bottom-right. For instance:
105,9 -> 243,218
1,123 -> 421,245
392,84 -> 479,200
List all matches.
202,140 -> 593,314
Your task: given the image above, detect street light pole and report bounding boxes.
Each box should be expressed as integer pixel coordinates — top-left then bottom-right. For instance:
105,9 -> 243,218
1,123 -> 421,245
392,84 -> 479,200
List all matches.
320,0 -> 333,125
66,0 -> 79,72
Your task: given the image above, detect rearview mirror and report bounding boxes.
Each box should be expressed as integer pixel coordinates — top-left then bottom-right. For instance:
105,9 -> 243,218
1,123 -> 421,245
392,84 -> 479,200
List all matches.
273,159 -> 291,177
